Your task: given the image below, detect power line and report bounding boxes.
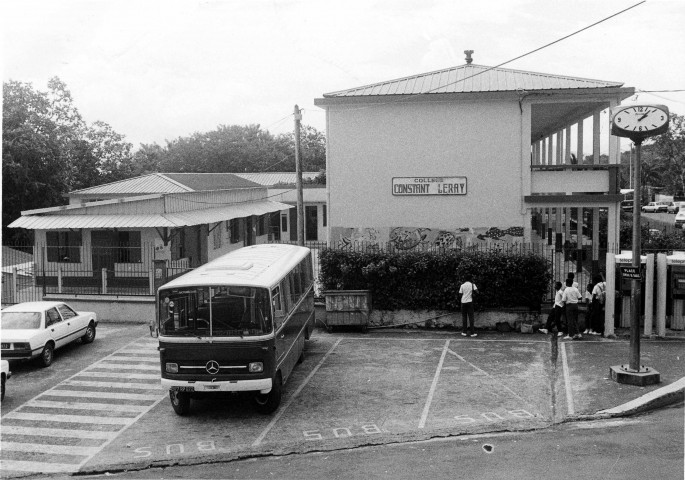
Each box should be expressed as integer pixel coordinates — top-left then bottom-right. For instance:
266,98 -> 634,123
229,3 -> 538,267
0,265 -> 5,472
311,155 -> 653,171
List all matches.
330,1 -> 646,113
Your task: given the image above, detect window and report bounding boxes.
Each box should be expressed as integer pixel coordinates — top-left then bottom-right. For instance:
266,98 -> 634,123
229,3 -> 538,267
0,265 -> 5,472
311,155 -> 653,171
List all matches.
257,215 -> 267,236
323,204 -> 327,227
46,231 -> 82,263
230,219 -> 242,244
117,231 -> 142,263
305,206 -> 318,241
45,308 -> 61,327
281,214 -> 288,232
213,223 -> 222,249
171,228 -> 185,261
56,304 -> 77,320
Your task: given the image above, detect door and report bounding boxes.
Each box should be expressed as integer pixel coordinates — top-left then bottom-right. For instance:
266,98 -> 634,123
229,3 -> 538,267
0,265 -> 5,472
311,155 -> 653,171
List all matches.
45,307 -> 69,348
91,230 -> 116,279
305,206 -> 318,241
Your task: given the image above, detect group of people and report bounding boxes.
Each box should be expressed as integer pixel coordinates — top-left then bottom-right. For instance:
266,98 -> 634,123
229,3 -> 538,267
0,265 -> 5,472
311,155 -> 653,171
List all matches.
539,272 -> 607,340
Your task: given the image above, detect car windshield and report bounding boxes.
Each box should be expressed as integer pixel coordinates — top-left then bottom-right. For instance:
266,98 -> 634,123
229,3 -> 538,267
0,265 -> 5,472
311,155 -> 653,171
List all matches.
1,311 -> 42,329
158,286 -> 273,337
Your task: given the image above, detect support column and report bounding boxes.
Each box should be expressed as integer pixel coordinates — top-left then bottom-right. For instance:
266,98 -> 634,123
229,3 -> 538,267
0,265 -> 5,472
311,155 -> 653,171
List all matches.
607,203 -> 620,253
541,138 -> 547,165
644,253 -> 655,335
548,135 -> 554,165
593,111 -> 601,164
577,119 -> 584,164
565,127 -> 572,163
592,207 -> 600,274
556,131 -> 563,164
605,252 -> 616,337
656,253 -> 667,336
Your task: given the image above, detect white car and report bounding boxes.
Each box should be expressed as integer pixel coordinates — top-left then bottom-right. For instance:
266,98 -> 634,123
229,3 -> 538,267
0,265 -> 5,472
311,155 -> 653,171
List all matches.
1,301 -> 97,367
642,202 -> 668,213
676,211 -> 685,229
1,359 -> 10,401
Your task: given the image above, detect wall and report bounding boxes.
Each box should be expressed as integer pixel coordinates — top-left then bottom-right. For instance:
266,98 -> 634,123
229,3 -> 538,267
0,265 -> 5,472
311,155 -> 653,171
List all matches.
326,98 -> 525,246
44,295 -> 155,324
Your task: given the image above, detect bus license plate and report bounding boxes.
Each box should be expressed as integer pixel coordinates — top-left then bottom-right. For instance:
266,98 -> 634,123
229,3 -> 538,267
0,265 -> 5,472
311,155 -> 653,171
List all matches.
171,386 -> 195,392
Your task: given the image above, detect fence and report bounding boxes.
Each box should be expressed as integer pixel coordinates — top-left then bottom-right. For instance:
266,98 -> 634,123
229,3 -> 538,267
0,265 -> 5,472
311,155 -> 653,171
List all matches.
2,240 -> 622,306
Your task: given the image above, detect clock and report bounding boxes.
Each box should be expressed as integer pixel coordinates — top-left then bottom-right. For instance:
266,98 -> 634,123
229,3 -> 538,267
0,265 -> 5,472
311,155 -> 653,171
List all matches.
611,104 -> 669,140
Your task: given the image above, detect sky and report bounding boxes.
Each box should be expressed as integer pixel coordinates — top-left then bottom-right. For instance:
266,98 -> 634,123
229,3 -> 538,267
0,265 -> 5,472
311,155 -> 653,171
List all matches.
2,0 -> 684,151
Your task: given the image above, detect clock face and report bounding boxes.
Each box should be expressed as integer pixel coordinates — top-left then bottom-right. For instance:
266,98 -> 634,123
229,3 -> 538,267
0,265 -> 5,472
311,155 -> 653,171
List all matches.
613,106 -> 668,133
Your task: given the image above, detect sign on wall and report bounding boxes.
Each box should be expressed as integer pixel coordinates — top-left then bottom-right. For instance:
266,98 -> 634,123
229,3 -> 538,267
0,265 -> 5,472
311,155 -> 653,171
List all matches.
392,177 -> 467,196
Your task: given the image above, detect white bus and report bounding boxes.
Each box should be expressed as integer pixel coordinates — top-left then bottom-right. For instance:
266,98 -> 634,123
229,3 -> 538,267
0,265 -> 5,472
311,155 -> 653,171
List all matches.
154,244 -> 315,415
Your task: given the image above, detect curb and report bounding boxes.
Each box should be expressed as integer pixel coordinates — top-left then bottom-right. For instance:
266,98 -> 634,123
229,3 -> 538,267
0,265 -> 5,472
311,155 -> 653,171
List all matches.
596,376 -> 685,417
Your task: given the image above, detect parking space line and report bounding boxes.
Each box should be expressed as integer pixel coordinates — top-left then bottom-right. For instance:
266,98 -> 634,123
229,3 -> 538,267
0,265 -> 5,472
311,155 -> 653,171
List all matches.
418,340 -> 450,429
252,338 -> 342,447
446,348 -> 529,404
560,342 -> 575,415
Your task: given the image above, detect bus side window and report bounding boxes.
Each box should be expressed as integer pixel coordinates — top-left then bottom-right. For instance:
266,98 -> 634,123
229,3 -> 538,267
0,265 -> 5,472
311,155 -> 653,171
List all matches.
272,286 -> 285,329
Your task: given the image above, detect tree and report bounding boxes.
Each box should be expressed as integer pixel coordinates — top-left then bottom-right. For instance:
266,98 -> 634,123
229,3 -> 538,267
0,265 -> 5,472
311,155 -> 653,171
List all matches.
2,77 -> 134,242
652,113 -> 685,196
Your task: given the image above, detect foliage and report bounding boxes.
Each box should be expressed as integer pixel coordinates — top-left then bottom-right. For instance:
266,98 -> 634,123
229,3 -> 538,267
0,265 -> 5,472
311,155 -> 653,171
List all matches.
2,77 -> 134,242
620,213 -> 685,251
147,123 -> 326,174
319,248 -> 552,311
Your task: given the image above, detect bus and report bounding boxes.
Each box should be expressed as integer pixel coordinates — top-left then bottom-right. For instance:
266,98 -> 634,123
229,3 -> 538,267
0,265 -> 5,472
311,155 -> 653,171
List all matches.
153,244 -> 315,415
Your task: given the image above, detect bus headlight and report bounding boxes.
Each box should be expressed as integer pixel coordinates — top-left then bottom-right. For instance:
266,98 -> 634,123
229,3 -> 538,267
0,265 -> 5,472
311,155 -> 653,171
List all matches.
165,363 -> 179,373
248,362 -> 263,373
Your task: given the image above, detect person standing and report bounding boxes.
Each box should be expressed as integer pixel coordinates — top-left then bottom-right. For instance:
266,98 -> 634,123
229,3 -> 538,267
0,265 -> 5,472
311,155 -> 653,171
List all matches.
590,275 -> 606,336
539,281 -> 565,336
459,275 -> 478,337
582,281 -> 594,334
562,278 -> 583,339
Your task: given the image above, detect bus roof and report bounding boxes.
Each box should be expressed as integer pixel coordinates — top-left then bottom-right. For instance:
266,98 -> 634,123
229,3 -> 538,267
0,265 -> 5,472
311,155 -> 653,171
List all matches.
159,244 -> 311,291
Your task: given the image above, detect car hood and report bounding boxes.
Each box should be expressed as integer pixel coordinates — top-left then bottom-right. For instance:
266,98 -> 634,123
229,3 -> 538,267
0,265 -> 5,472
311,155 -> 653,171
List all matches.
1,329 -> 41,342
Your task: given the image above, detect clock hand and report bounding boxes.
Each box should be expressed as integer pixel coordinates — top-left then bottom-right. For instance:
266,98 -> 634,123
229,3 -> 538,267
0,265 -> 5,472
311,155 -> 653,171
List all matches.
638,110 -> 650,121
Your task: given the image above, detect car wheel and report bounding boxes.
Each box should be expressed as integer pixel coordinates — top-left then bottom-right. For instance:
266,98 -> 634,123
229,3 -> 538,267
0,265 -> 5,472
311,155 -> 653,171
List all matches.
81,322 -> 96,344
254,372 -> 282,414
169,390 -> 191,415
39,343 -> 54,368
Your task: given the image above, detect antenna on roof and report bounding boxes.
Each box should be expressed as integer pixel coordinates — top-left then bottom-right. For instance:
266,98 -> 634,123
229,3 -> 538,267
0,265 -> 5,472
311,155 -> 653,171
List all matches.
464,50 -> 474,64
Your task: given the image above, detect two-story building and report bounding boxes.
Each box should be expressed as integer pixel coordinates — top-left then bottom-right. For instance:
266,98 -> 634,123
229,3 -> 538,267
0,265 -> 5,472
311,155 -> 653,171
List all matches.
314,52 -> 633,275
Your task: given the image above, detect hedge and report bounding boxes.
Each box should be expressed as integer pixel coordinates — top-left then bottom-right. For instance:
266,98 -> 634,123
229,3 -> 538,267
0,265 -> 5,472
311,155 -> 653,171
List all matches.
318,248 -> 552,311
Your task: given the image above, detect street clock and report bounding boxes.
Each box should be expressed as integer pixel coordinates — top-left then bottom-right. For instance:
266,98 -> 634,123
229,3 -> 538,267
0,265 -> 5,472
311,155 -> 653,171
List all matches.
611,104 -> 669,141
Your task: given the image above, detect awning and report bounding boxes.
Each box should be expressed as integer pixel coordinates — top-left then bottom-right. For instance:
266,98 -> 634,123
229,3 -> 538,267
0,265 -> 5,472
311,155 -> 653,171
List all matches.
8,200 -> 291,230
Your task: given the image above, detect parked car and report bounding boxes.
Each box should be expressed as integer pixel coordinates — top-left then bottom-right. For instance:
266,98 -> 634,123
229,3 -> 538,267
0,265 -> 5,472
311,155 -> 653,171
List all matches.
0,301 -> 97,367
1,359 -> 10,401
667,201 -> 685,214
642,202 -> 668,213
676,211 -> 685,229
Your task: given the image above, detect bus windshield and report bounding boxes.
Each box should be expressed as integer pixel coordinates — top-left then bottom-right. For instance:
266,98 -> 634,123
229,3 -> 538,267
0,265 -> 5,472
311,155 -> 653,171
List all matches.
158,286 -> 273,337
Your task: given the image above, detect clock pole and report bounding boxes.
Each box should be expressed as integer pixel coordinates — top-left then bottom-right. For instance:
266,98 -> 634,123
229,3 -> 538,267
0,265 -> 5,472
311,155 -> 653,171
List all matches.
609,104 -> 668,386
629,139 -> 642,372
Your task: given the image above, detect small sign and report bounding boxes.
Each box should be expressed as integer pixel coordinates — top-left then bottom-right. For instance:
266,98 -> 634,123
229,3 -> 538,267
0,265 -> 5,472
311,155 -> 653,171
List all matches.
392,176 -> 467,196
620,266 -> 642,280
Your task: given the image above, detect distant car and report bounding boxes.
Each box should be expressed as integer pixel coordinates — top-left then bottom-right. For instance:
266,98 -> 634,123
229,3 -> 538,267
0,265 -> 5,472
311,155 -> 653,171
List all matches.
667,202 -> 685,214
642,202 -> 668,213
1,359 -> 10,401
621,200 -> 634,212
1,301 -> 97,367
676,211 -> 685,229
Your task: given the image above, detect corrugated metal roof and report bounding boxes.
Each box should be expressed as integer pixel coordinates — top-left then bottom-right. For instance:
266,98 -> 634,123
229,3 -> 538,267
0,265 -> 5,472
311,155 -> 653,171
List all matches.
233,172 -> 320,186
70,173 -> 260,196
323,64 -> 624,97
8,201 -> 290,230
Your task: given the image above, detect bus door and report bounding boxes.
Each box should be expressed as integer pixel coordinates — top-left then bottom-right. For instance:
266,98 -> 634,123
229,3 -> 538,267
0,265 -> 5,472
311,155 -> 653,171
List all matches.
272,281 -> 299,382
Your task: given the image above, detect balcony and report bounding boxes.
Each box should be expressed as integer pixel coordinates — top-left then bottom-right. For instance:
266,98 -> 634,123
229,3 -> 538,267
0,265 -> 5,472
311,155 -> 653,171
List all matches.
526,164 -> 622,204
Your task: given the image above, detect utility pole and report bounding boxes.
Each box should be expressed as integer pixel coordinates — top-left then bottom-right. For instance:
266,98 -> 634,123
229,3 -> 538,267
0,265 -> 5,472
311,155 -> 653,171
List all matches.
294,105 -> 305,247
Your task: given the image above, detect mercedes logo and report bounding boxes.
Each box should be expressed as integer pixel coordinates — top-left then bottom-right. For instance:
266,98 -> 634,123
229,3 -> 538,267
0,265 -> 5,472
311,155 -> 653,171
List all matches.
205,360 -> 220,375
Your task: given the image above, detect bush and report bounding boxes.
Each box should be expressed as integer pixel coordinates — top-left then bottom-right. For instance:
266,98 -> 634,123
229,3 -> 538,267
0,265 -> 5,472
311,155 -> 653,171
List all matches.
318,248 -> 552,311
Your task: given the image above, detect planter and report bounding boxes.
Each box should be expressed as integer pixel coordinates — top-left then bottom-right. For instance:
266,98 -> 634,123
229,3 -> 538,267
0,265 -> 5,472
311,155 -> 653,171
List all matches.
322,290 -> 371,333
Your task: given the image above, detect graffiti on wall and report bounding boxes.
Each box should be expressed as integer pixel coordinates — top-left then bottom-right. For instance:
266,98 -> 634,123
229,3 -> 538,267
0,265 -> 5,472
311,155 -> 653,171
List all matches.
333,226 -> 524,250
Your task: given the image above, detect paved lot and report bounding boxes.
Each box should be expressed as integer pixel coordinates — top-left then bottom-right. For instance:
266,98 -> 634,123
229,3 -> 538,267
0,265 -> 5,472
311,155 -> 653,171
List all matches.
1,328 -> 683,477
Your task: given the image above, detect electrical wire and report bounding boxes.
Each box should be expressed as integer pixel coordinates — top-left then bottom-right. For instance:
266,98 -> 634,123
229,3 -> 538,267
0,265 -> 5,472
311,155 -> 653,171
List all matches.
324,1 -> 647,113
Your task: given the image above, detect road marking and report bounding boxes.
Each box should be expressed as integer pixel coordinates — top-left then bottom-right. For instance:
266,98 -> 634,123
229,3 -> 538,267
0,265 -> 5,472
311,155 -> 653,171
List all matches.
446,348 -> 530,405
560,342 -> 575,415
88,363 -> 159,371
418,340 -> 450,429
78,371 -> 160,380
1,442 -> 101,456
26,400 -> 149,412
0,336 -> 167,476
252,338 -> 343,447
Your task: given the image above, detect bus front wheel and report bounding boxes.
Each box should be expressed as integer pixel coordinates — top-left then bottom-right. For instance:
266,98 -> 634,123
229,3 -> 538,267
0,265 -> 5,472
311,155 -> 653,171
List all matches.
170,390 -> 191,415
254,372 -> 282,414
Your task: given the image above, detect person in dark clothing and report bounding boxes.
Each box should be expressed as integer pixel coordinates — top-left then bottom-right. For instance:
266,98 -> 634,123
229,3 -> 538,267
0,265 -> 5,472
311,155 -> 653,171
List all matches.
540,281 -> 564,336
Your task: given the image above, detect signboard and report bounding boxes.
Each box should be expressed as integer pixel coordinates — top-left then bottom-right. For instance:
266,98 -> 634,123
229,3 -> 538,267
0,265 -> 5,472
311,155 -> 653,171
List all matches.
620,266 -> 642,280
392,177 -> 467,196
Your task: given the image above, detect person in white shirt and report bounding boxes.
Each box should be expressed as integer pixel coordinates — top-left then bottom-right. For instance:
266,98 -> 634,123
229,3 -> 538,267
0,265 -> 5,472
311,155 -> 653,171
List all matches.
561,278 -> 583,339
539,281 -> 564,336
458,275 -> 478,337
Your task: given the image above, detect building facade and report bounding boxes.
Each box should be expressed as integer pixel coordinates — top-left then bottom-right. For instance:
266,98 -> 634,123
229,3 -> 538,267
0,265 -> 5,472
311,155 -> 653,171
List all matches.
315,56 -> 633,259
